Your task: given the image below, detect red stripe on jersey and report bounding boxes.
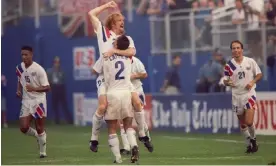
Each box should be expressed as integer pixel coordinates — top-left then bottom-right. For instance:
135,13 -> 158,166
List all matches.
105,27 -> 111,39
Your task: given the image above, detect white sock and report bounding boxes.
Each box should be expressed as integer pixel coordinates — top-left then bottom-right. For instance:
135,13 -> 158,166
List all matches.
120,124 -> 130,151
241,127 -> 251,146
108,134 -> 121,162
38,131 -> 47,155
248,124 -> 256,139
144,122 -> 151,141
26,127 -> 38,138
126,128 -> 138,148
134,111 -> 146,137
91,112 -> 103,141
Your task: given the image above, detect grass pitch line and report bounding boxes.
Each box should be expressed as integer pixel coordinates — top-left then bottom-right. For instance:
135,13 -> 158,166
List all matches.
163,136 -> 276,145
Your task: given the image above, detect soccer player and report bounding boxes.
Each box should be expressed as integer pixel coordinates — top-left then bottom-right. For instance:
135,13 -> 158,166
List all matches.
88,0 -> 151,152
223,40 -> 262,153
120,56 -> 152,155
16,46 -> 50,158
104,35 -> 139,163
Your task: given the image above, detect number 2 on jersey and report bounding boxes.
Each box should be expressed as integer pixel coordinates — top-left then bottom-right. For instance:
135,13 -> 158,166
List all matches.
115,61 -> 125,80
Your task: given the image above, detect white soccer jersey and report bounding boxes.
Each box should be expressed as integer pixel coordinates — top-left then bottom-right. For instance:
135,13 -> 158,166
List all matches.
93,20 -> 135,91
131,57 -> 146,90
103,55 -> 132,92
224,56 -> 262,95
16,62 -> 49,100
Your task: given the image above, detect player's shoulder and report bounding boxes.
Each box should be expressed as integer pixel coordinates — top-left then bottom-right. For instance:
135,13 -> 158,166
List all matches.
33,62 -> 46,71
244,56 -> 256,63
16,62 -> 24,68
126,35 -> 134,41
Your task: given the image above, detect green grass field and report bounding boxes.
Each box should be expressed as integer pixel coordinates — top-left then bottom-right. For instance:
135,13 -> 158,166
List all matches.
2,125 -> 276,165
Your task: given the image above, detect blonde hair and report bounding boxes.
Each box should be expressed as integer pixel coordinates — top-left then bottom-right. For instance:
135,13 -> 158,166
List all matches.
105,12 -> 124,30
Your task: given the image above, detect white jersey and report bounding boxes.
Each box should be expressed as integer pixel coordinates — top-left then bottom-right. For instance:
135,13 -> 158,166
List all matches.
131,57 -> 146,90
103,55 -> 132,92
16,62 -> 49,100
224,56 -> 262,95
93,21 -> 135,89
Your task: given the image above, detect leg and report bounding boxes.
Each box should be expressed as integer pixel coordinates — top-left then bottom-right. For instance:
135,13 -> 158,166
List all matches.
60,87 -> 73,124
1,110 -> 8,128
19,115 -> 38,137
106,120 -> 122,164
123,117 -> 139,163
89,94 -> 107,152
52,91 -> 60,124
35,117 -> 47,158
131,92 -> 146,137
237,114 -> 252,153
119,121 -> 131,155
245,108 -> 258,152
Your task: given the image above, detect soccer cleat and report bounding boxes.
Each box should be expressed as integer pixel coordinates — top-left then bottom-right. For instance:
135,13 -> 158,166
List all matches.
89,140 -> 99,152
130,146 -> 139,163
113,159 -> 123,164
39,154 -> 47,158
120,149 -> 131,155
245,145 -> 252,154
250,138 -> 259,153
139,136 -> 154,152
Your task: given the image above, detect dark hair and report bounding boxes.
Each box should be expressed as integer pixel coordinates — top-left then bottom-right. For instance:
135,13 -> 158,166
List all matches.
117,35 -> 130,50
230,40 -> 243,49
21,46 -> 33,52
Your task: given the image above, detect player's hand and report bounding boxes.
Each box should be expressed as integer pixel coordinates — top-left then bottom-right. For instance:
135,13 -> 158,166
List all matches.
103,48 -> 116,58
16,91 -> 22,98
225,79 -> 235,87
106,1 -> 118,9
245,81 -> 255,91
26,84 -> 36,92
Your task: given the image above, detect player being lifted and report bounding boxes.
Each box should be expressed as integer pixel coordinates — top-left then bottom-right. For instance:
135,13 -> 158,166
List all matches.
119,56 -> 150,155
223,40 -> 262,153
16,46 -> 50,158
103,35 -> 139,163
88,0 -> 152,152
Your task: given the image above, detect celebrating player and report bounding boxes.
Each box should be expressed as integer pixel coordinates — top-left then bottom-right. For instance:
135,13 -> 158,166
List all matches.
103,35 -> 139,163
16,46 -> 50,158
88,0 -> 152,152
120,56 -> 151,155
223,40 -> 262,153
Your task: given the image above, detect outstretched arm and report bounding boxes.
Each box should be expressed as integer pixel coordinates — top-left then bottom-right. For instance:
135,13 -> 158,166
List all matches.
88,1 -> 118,32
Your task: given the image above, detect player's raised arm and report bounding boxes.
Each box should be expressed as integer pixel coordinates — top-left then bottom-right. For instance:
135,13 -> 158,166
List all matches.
88,1 -> 118,32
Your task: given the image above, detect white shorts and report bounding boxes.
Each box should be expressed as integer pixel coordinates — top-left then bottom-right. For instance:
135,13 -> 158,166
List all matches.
105,90 -> 133,120
20,98 -> 47,119
232,90 -> 257,116
135,87 -> 146,105
97,83 -> 106,97
96,76 -> 106,97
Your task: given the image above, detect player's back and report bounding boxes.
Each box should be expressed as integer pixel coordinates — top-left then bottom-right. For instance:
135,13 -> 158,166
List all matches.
103,54 -> 132,92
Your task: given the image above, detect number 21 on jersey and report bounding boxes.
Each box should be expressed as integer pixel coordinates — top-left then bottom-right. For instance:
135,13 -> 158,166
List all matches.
115,61 -> 125,80
238,71 -> 245,79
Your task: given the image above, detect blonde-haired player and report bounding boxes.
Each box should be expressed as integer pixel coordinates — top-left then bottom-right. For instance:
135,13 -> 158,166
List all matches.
223,40 -> 262,153
88,0 -> 151,152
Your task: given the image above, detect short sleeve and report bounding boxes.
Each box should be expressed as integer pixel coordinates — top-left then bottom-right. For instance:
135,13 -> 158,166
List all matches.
127,36 -> 135,48
38,67 -> 50,86
93,57 -> 104,74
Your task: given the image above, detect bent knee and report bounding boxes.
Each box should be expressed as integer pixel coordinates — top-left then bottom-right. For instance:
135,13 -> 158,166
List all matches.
20,126 -> 29,133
